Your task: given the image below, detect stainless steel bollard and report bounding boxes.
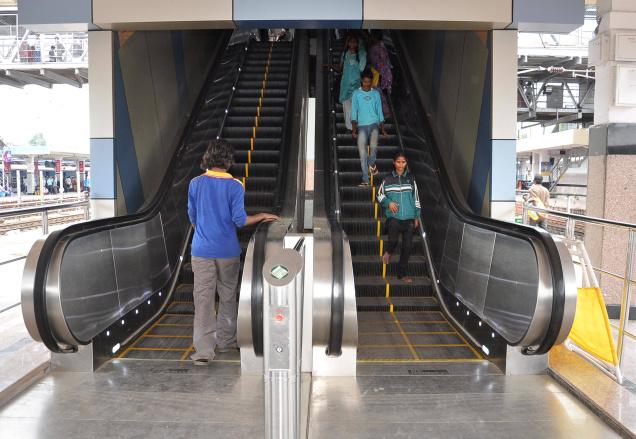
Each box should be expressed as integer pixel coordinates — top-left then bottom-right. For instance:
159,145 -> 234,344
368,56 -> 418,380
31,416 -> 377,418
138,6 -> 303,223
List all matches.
262,248 -> 304,439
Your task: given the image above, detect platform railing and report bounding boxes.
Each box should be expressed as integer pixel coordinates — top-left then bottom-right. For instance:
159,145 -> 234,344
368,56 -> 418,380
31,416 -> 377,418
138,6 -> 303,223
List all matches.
0,199 -> 89,238
0,28 -> 88,65
521,204 -> 636,373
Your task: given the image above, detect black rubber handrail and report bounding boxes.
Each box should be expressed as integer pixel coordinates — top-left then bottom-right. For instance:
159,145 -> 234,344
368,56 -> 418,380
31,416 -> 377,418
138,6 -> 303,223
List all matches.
391,30 -> 566,354
250,34 -> 302,356
323,32 -> 346,356
31,31 -> 233,352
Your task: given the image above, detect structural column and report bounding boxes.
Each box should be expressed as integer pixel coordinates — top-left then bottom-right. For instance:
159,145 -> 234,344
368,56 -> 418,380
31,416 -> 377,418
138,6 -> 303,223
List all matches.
586,0 -> 636,311
88,31 -> 117,219
490,29 -> 518,221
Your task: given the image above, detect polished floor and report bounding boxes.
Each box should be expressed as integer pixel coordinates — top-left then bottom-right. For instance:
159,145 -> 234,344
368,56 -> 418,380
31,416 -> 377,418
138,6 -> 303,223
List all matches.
0,357 -> 621,439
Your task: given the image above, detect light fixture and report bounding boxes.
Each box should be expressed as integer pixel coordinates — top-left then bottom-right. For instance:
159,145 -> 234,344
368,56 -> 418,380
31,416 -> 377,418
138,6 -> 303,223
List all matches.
112,343 -> 121,354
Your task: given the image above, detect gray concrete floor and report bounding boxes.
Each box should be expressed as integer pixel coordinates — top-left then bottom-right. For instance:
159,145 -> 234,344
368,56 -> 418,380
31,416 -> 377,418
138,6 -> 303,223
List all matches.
0,356 -> 622,439
309,363 -> 621,439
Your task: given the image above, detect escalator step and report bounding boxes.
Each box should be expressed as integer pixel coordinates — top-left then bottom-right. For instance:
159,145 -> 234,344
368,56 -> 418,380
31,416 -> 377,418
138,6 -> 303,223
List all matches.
226,137 -> 282,150
231,97 -> 287,107
352,255 -> 428,277
234,150 -> 280,163
338,158 -> 394,172
230,163 -> 278,178
229,106 -> 285,117
337,145 -> 399,159
226,116 -> 285,126
234,88 -> 288,98
223,126 -> 282,138
348,238 -> 424,257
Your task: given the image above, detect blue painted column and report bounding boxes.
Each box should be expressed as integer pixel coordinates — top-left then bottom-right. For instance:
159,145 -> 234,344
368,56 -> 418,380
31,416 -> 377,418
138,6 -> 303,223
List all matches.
490,30 -> 518,221
88,31 -> 117,218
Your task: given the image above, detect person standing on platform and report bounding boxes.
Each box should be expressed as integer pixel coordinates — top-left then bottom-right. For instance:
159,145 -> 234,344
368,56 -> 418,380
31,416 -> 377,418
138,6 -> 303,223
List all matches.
377,151 -> 421,283
337,35 -> 366,131
187,140 -> 278,366
351,69 -> 387,186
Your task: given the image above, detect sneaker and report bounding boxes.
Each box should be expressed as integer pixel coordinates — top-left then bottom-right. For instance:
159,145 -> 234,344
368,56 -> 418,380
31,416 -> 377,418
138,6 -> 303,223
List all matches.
358,181 -> 370,187
382,252 -> 391,264
369,164 -> 379,176
193,358 -> 212,366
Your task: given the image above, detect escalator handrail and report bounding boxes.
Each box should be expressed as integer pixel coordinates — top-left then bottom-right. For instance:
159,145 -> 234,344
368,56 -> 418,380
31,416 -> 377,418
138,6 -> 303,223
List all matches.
28,31 -> 234,352
324,34 -> 347,356
390,30 -> 567,354
250,33 -> 303,356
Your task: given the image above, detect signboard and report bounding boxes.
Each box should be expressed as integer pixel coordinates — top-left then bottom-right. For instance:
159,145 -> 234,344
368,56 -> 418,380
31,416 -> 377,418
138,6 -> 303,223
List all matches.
55,159 -> 61,173
79,161 -> 84,173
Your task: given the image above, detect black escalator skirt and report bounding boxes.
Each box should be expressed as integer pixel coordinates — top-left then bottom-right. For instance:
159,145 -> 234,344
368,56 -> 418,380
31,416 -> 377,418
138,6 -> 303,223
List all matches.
115,41 -> 293,362
330,42 -> 481,363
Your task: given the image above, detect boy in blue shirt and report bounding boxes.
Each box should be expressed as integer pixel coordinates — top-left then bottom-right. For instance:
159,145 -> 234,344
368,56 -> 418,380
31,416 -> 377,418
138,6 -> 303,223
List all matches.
188,140 -> 278,365
351,69 -> 388,186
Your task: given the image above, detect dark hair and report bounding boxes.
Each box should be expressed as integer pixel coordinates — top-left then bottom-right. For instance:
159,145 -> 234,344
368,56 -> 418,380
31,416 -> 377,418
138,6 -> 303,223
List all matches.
361,68 -> 374,81
393,151 -> 407,161
200,139 -> 234,170
533,175 -> 543,184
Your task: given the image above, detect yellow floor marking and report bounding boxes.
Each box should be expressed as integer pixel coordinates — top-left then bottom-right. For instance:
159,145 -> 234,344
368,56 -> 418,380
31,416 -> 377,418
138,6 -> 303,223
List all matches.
360,331 -> 457,335
255,115 -> 259,127
259,96 -> 262,107
359,344 -> 469,348
260,88 -> 264,98
242,177 -> 246,186
370,173 -> 374,186
450,323 -> 484,360
372,186 -> 376,202
118,313 -> 169,358
129,347 -> 189,352
245,163 -> 249,177
389,303 -> 394,312
252,126 -> 256,138
143,334 -> 191,339
376,220 -> 381,237
180,346 -> 194,360
382,263 -> 386,278
357,358 -> 485,364
374,203 -> 378,219
385,282 -> 390,298
390,311 -> 420,360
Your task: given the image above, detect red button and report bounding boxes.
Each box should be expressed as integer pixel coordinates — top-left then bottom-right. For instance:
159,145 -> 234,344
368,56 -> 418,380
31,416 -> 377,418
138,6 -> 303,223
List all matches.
275,314 -> 284,322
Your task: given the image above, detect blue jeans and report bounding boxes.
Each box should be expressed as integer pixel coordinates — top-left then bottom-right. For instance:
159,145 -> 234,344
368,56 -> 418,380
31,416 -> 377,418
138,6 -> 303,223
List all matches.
357,123 -> 379,183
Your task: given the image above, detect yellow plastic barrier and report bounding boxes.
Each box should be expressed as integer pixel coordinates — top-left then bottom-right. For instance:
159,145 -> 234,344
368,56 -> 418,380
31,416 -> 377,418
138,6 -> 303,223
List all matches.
568,287 -> 619,366
527,198 -> 545,222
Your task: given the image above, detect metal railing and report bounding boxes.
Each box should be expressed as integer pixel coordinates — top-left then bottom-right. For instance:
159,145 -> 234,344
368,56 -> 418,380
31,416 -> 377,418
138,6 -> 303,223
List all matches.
0,199 -> 89,239
521,204 -> 636,369
0,28 -> 88,65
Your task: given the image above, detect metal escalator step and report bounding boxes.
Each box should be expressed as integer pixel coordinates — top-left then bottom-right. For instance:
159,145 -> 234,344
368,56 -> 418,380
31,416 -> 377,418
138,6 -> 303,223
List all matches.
352,255 -> 428,277
335,122 -> 396,133
135,336 -> 192,349
234,88 -> 288,98
354,276 -> 431,297
337,144 -> 399,159
341,202 -> 381,218
241,65 -> 289,74
234,150 -> 280,163
348,237 -> 424,257
337,134 -> 398,146
240,72 -> 289,81
340,218 -> 378,235
243,176 -> 277,191
226,116 -> 285,126
243,59 -> 291,67
359,332 -> 464,346
226,137 -> 282,149
237,80 -> 288,89
244,191 -> 275,207
415,346 -> 479,360
124,350 -> 186,360
229,106 -> 285,117
358,320 -> 452,334
338,158 -> 394,172
223,126 -> 282,138
231,97 -> 287,107
338,172 -> 390,186
230,163 -> 278,177
167,302 -> 194,314
358,346 -> 414,361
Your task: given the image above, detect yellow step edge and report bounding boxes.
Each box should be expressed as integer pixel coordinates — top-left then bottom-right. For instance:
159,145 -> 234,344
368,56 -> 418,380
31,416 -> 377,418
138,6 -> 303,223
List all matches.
245,163 -> 249,177
385,282 -> 390,298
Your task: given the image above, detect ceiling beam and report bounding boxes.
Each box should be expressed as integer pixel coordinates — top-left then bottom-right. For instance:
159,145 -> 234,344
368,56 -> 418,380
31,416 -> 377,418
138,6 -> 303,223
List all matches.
0,74 -> 24,88
40,68 -> 82,88
4,69 -> 52,88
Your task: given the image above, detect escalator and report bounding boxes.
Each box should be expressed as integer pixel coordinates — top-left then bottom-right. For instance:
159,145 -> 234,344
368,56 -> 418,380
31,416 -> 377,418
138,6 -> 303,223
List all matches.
116,39 -> 294,362
321,31 -> 576,369
328,38 -> 482,364
21,32 -> 302,367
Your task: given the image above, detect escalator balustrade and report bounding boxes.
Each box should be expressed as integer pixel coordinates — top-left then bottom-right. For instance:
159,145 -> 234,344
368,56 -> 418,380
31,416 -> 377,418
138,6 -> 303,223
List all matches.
330,43 -> 482,363
117,40 -> 293,361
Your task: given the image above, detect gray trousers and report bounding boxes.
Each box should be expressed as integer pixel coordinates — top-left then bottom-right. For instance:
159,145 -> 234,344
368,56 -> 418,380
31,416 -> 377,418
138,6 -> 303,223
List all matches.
190,256 -> 240,360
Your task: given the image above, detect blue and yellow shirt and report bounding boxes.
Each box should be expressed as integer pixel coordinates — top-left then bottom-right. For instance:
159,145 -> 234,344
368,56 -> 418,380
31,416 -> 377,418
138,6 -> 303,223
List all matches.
188,170 -> 247,259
